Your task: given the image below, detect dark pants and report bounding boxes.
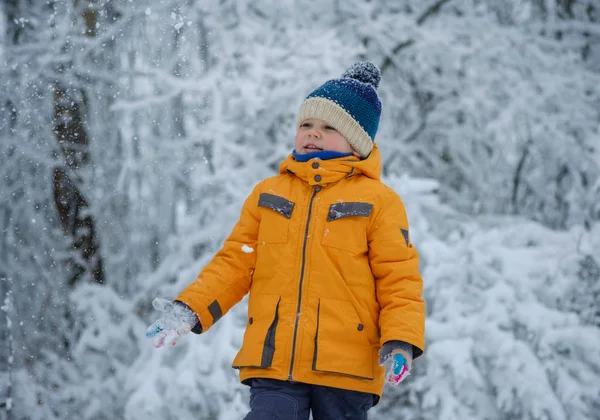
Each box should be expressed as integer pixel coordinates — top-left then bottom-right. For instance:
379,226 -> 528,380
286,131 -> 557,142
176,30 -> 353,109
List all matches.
243,378 -> 375,420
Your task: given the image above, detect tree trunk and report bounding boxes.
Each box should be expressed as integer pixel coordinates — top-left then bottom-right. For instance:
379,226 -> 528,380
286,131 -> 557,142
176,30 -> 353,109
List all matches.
52,1 -> 104,285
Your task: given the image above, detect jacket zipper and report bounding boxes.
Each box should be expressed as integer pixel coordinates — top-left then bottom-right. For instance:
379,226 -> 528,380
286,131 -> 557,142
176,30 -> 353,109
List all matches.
288,184 -> 321,380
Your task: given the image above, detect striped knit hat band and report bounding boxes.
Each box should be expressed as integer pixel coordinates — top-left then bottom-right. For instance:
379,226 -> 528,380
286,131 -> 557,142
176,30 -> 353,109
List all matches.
296,62 -> 382,158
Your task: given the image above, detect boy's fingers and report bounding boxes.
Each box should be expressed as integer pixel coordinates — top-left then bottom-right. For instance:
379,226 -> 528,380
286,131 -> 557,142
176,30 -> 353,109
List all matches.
163,330 -> 181,347
152,297 -> 173,312
146,322 -> 163,338
147,298 -> 192,348
153,331 -> 168,348
392,355 -> 405,375
386,363 -> 410,386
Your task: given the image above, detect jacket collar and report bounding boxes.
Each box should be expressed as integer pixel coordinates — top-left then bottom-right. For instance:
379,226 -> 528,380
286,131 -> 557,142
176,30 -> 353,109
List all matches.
279,143 -> 382,186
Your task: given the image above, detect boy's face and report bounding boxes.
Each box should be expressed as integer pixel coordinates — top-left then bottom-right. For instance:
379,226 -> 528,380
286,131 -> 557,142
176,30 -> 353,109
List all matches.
295,118 -> 360,157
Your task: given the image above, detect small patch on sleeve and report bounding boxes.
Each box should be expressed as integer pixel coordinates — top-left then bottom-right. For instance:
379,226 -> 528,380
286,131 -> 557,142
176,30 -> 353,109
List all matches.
208,300 -> 223,324
400,228 -> 410,247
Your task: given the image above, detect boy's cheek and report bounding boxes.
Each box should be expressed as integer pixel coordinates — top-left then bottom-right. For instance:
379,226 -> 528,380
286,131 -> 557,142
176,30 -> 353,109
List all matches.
294,134 -> 305,153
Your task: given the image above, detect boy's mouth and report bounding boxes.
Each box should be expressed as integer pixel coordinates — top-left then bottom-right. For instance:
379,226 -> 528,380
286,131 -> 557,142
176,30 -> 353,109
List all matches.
304,143 -> 323,152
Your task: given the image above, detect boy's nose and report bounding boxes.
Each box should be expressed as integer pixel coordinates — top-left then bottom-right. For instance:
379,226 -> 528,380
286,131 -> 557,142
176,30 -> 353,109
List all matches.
308,128 -> 321,138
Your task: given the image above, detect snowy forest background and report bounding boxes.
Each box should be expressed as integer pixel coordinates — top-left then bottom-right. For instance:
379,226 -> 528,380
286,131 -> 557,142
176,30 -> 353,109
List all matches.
1,0 -> 599,419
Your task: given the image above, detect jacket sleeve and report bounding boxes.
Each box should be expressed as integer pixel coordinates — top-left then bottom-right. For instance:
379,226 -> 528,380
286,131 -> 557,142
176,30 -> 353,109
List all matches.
368,188 -> 425,358
175,183 -> 261,332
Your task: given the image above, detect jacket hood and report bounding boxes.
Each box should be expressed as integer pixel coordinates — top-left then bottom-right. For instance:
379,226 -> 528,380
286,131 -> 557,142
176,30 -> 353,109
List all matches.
279,143 -> 382,185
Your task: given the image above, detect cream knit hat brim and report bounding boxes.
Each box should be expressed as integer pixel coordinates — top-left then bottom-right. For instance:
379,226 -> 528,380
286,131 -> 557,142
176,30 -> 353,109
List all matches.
296,97 -> 374,158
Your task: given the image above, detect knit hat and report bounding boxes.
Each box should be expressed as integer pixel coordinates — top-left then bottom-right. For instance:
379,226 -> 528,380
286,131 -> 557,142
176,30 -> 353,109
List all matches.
296,61 -> 382,158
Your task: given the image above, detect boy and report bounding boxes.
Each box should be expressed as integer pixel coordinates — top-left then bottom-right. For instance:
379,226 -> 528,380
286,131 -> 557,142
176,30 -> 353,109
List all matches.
147,62 -> 425,420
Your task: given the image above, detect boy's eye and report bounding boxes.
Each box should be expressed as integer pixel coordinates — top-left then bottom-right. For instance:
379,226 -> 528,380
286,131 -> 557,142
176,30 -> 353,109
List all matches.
324,125 -> 337,131
301,122 -> 312,128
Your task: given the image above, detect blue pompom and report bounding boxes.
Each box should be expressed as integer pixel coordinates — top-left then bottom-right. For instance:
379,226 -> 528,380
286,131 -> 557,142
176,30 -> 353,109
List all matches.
342,62 -> 381,89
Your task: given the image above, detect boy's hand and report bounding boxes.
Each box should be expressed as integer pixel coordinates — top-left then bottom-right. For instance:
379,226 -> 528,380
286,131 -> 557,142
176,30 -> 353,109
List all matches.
384,349 -> 412,385
145,298 -> 199,348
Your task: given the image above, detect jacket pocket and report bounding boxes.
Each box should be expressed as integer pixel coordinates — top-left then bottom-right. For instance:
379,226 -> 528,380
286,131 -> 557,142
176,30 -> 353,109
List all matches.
321,202 -> 372,254
312,298 -> 374,380
257,193 -> 294,244
232,294 -> 281,369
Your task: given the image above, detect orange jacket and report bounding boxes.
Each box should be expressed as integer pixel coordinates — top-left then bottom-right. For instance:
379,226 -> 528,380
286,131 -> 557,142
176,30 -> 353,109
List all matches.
176,144 -> 425,398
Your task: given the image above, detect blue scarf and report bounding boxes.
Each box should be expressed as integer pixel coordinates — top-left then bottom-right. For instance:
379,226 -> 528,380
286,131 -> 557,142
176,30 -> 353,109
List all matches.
292,149 -> 354,162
